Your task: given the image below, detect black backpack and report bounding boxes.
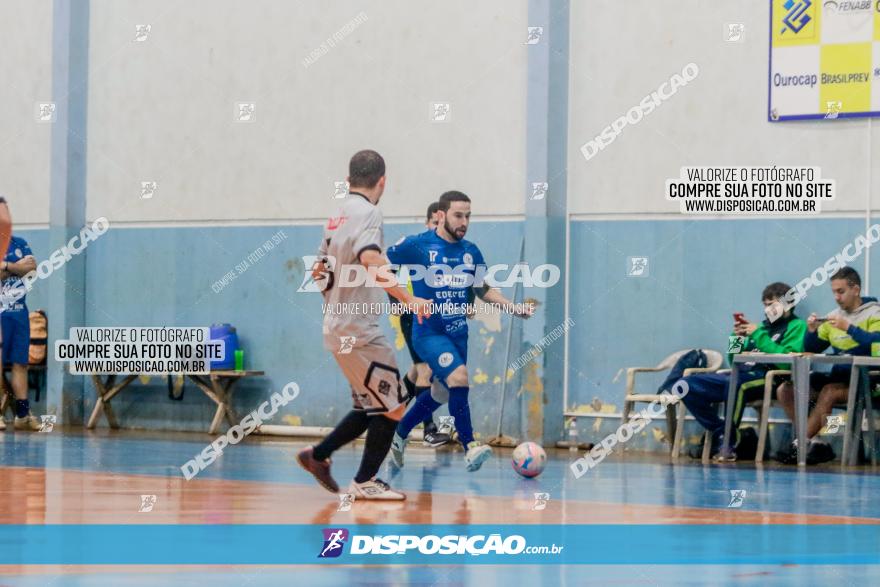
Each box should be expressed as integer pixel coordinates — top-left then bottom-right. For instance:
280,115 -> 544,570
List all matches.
657,349 -> 707,394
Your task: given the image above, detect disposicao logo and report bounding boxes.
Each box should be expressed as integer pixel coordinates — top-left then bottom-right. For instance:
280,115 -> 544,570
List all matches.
319,528 -> 349,558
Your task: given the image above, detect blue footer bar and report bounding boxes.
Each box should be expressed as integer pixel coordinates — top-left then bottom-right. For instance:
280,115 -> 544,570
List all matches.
1,524 -> 878,565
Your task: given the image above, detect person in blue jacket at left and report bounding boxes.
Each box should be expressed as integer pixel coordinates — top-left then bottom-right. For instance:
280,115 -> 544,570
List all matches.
0,220 -> 40,431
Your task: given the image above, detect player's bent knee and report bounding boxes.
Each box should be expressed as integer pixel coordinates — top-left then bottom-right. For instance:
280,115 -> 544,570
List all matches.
446,366 -> 468,388
819,388 -> 846,407
415,363 -> 432,387
430,379 -> 450,404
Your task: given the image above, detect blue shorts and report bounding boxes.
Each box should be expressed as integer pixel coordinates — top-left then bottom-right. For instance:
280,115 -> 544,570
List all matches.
1,310 -> 30,365
413,331 -> 468,385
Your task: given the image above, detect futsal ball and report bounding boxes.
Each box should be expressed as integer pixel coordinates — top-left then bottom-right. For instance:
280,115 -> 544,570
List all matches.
511,442 -> 547,478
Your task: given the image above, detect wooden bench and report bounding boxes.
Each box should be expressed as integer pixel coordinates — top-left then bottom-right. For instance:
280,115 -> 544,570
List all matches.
86,370 -> 265,434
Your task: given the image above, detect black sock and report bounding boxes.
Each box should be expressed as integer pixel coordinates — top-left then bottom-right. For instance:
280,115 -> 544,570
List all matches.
402,374 -> 417,401
415,386 -> 434,427
313,410 -> 370,461
15,399 -> 29,419
355,415 -> 398,483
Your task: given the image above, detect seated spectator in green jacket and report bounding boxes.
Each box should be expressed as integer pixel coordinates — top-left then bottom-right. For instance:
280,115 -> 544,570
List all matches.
679,282 -> 806,461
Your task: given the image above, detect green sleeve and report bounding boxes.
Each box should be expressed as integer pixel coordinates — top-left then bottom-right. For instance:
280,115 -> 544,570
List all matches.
750,319 -> 806,354
726,328 -> 759,366
726,329 -> 739,366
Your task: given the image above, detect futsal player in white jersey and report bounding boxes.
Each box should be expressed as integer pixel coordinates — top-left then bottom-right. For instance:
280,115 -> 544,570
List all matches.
296,150 -> 431,501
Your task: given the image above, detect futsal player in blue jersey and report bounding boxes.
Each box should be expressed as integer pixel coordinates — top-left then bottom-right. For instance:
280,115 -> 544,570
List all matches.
386,191 -> 533,472
396,201 -> 454,447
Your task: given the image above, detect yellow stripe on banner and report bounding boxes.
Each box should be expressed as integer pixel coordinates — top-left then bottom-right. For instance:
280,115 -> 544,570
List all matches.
876,7 -> 880,42
820,43 -> 872,114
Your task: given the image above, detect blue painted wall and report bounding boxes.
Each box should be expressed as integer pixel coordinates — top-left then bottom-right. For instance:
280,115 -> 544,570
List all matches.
567,217 -> 878,451
19,218 -> 874,452
65,221 -> 526,437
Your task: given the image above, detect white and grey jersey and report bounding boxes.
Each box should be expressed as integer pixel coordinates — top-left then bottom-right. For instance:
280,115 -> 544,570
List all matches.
319,193 -> 386,351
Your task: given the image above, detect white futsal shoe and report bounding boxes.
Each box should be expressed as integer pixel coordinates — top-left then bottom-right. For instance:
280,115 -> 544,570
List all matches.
464,441 -> 492,472
14,414 -> 41,431
389,432 -> 407,469
348,477 -> 406,501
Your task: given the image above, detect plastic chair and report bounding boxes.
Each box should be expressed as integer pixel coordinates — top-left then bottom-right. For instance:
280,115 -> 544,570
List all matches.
752,370 -> 790,463
621,349 -> 724,454
673,368 -> 790,463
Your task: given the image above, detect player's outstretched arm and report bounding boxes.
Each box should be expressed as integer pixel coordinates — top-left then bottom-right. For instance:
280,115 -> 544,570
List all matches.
473,284 -> 534,318
359,248 -> 432,323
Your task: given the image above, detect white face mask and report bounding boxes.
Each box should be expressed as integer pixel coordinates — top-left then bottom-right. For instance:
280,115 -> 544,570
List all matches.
764,300 -> 785,323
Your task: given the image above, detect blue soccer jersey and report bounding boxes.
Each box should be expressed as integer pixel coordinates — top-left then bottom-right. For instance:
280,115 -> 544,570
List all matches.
1,236 -> 33,313
386,229 -> 485,340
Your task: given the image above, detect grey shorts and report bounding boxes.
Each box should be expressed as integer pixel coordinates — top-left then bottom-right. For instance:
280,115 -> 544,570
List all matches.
333,336 -> 405,415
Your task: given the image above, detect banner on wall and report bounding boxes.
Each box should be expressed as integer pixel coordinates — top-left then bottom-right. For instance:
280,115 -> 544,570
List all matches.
769,0 -> 880,121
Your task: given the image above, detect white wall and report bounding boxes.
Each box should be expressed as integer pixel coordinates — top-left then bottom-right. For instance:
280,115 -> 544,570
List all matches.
85,0 -> 528,224
0,0 -> 53,225
18,1 -> 877,227
568,0 -> 880,217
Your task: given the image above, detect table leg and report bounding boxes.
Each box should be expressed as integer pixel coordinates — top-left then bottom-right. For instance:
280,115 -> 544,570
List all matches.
843,366 -> 860,466
794,357 -> 810,467
861,367 -> 877,466
720,365 -> 740,459
851,370 -> 868,466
